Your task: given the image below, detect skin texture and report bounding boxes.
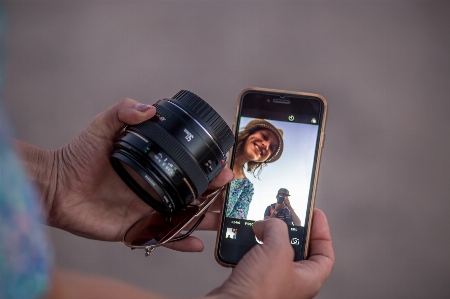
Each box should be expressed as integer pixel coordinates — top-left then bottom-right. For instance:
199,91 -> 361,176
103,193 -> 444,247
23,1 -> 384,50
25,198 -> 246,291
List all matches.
208,209 -> 334,299
233,129 -> 278,179
244,129 -> 278,162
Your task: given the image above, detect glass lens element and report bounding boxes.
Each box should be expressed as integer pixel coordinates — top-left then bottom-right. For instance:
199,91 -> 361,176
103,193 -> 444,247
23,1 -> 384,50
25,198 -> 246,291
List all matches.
120,161 -> 164,204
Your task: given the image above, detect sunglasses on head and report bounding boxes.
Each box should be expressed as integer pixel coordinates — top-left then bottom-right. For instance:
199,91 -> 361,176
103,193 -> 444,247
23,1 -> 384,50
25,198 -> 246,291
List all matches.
123,187 -> 223,257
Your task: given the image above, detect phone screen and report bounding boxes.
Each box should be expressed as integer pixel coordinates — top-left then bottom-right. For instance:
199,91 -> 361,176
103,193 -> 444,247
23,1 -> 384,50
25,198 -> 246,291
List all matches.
216,90 -> 325,265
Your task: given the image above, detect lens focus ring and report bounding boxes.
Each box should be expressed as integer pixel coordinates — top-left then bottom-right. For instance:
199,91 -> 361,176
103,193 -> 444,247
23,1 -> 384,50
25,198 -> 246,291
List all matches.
153,101 -> 225,172
128,121 -> 209,196
172,90 -> 234,153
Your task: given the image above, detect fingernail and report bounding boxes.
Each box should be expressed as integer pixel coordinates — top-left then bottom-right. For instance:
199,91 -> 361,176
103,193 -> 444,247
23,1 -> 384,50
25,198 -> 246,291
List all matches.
135,104 -> 154,112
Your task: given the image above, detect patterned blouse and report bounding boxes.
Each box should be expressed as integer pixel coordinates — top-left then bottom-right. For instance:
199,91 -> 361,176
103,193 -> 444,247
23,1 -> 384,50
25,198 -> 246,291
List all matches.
225,178 -> 254,219
0,6 -> 52,298
0,108 -> 52,299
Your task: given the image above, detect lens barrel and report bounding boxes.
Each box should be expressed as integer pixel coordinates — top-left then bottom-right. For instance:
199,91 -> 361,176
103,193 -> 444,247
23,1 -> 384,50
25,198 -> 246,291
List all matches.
110,90 -> 234,214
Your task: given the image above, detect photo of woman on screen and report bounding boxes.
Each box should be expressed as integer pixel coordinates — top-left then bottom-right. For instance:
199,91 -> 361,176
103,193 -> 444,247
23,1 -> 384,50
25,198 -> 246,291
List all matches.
225,118 -> 284,219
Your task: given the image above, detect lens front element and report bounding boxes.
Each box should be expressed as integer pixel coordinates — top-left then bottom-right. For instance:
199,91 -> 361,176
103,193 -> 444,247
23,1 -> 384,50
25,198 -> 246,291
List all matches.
120,161 -> 164,204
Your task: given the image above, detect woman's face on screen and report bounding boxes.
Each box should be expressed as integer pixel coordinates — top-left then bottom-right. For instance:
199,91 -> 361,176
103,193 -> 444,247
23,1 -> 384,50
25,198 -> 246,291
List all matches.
242,129 -> 278,163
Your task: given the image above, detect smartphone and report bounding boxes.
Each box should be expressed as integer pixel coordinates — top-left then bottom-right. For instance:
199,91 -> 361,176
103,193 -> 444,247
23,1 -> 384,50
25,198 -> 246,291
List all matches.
215,88 -> 327,266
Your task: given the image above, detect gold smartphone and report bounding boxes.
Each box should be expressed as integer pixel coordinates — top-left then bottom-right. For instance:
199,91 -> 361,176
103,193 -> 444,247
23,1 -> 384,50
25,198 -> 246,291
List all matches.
215,88 -> 327,267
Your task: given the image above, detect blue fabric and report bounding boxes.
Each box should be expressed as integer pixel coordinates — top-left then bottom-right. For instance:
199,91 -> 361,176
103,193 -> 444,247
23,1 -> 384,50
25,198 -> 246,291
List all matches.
225,178 -> 254,219
0,4 -> 52,299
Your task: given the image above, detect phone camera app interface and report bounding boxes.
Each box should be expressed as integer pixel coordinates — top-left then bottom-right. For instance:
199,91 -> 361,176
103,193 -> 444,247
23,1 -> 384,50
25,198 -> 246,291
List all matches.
220,93 -> 322,263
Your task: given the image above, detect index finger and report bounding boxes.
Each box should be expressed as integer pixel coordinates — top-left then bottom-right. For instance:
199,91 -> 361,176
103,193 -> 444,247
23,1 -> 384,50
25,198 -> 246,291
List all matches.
203,167 -> 233,211
207,167 -> 234,189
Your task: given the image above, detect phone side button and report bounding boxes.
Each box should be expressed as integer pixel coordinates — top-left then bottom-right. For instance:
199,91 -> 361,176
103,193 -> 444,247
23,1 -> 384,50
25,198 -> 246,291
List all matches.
320,133 -> 325,148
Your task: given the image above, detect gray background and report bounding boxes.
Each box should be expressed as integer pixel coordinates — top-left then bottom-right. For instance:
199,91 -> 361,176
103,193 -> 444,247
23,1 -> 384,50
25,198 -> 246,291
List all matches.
3,1 -> 450,298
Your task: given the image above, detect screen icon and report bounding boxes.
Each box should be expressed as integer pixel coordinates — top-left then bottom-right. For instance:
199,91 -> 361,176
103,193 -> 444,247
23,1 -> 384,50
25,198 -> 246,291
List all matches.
255,236 -> 263,244
226,227 -> 237,240
288,115 -> 295,121
290,237 -> 300,245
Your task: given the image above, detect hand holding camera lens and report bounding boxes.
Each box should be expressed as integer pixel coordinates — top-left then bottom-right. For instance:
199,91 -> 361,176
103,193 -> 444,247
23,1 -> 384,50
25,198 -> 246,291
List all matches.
111,91 -> 234,215
45,97 -> 233,253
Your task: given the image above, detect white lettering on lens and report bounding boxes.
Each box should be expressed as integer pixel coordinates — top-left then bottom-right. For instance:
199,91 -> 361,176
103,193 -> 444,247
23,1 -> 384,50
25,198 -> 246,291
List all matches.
144,175 -> 155,186
184,128 -> 194,142
156,113 -> 166,121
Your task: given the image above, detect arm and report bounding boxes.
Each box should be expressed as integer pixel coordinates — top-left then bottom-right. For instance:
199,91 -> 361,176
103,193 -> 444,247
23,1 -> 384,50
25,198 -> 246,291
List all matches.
267,203 -> 283,219
13,141 -> 57,218
287,204 -> 301,226
284,198 -> 301,226
48,269 -> 167,299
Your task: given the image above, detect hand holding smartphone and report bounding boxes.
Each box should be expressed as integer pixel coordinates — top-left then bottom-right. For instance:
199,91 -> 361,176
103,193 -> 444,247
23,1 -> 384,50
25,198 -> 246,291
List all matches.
215,88 -> 327,266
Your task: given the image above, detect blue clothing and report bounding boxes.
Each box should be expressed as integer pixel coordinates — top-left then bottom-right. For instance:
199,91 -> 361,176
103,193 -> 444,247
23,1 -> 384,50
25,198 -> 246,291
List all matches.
225,178 -> 254,219
0,5 -> 52,299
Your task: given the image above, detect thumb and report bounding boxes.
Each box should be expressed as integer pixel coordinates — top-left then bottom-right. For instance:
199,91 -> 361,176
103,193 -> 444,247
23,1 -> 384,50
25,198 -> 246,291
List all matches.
252,218 -> 294,259
88,98 -> 156,139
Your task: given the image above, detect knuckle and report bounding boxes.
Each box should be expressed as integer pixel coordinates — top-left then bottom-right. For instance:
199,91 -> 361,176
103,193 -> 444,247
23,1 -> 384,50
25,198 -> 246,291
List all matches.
120,98 -> 135,106
269,218 -> 289,230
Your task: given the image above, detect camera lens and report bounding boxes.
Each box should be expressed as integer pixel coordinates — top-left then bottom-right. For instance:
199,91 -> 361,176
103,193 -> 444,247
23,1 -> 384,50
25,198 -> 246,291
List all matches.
110,90 -> 234,214
277,195 -> 284,204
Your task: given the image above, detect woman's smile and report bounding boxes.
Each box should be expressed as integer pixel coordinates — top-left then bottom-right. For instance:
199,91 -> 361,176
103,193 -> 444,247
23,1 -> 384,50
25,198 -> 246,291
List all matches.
241,128 -> 279,163
254,143 -> 263,156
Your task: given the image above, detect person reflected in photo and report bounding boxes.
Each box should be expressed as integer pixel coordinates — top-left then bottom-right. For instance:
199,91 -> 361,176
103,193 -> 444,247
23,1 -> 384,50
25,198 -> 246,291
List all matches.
264,188 -> 301,226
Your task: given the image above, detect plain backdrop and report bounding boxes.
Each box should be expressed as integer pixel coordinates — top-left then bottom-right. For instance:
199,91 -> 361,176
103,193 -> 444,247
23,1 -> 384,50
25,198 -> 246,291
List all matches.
3,1 -> 450,298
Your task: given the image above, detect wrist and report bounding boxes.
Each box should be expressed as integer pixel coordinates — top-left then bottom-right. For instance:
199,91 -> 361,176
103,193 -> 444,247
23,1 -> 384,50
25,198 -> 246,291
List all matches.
205,285 -> 258,299
13,140 -> 59,219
